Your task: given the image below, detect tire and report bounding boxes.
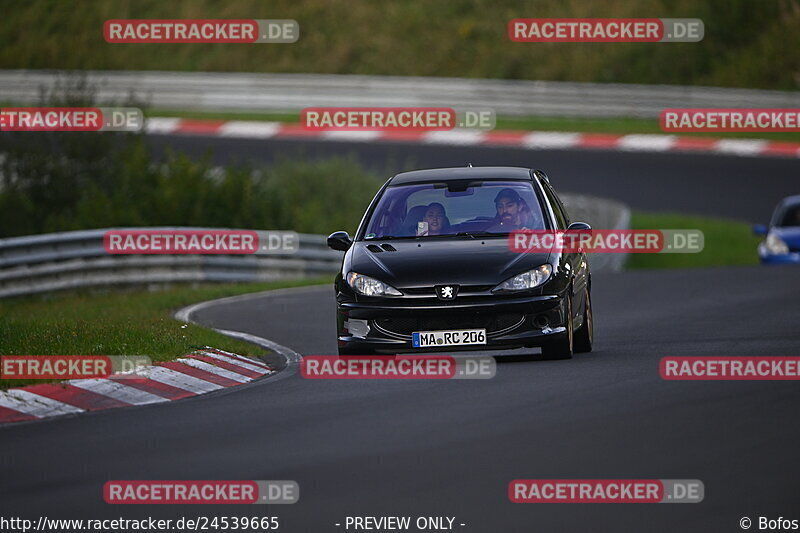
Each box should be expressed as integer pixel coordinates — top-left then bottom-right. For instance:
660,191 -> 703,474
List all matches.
540,294 -> 574,360
573,287 -> 593,354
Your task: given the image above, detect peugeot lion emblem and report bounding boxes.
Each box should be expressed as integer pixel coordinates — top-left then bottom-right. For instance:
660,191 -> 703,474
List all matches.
435,285 -> 459,300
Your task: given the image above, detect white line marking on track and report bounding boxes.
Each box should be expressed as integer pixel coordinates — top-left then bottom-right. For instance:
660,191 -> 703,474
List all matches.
144,117 -> 182,134
69,379 -> 168,405
201,348 -> 272,369
714,139 -> 768,155
0,390 -> 84,417
197,351 -> 270,374
175,286 -> 311,367
422,130 -> 485,145
321,130 -> 382,141
176,358 -> 252,383
522,132 -> 580,149
618,134 -> 676,151
136,366 -> 224,393
218,121 -> 281,138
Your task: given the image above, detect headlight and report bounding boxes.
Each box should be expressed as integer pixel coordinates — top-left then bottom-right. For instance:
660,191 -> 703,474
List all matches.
766,231 -> 789,255
493,264 -> 552,292
346,272 -> 402,297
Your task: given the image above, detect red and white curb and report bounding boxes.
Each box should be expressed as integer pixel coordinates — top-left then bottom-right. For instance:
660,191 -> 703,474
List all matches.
0,348 -> 274,424
145,118 -> 800,158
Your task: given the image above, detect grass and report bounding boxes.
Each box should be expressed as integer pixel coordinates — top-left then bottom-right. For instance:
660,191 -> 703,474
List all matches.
0,211 -> 765,389
626,212 -> 761,269
145,109 -> 800,143
0,277 -> 329,389
1,0 -> 798,91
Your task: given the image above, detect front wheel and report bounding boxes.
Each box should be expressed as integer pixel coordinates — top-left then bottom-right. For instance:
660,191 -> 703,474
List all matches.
573,287 -> 593,353
540,294 -> 573,360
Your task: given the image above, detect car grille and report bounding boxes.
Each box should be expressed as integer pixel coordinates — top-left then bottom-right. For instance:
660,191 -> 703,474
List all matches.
401,285 -> 494,296
373,313 -> 525,339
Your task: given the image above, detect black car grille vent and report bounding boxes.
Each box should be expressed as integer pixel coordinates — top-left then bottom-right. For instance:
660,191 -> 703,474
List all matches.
374,313 -> 524,338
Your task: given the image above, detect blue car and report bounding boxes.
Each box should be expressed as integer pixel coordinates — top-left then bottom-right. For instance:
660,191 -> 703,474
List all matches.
754,195 -> 800,264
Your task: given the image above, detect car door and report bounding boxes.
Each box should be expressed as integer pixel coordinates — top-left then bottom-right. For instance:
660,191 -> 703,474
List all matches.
541,181 -> 590,325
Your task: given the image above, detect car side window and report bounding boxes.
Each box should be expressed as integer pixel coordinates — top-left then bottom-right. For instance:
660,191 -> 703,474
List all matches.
542,183 -> 567,229
553,190 -> 571,225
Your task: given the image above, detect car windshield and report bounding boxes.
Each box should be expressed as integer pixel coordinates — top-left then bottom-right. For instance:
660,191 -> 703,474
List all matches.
777,204 -> 800,227
362,180 -> 547,240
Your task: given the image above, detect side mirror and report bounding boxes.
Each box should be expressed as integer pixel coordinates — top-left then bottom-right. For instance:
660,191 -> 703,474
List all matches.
327,231 -> 353,251
567,222 -> 592,231
565,222 -> 591,253
753,224 -> 768,236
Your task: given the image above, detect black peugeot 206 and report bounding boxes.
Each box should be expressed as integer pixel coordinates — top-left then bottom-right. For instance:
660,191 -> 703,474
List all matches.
327,166 -> 593,359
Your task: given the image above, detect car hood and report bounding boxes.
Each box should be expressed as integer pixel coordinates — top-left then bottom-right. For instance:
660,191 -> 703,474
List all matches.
773,227 -> 800,251
348,239 -> 552,288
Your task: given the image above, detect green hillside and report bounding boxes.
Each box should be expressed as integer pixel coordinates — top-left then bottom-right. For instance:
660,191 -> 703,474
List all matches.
1,0 -> 798,90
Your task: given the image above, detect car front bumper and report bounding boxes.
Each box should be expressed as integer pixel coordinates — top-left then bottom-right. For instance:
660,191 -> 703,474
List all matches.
336,293 -> 569,354
759,252 -> 800,264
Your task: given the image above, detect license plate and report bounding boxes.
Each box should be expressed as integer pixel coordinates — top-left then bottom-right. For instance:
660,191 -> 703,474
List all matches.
412,329 -> 487,348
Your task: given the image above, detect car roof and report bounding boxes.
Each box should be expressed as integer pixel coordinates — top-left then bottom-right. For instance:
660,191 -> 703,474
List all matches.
388,166 -> 533,185
778,194 -> 800,207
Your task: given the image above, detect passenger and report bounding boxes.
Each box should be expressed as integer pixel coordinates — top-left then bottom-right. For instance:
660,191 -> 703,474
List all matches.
420,202 -> 449,236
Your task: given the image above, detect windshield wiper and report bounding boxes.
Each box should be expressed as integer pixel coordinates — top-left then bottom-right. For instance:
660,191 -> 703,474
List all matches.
365,235 -> 416,241
367,231 -> 508,241
455,231 -> 506,238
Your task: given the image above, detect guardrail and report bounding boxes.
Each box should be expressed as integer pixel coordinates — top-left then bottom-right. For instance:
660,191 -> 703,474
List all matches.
1,70 -> 799,119
562,194 -> 630,273
0,228 -> 343,299
0,194 -> 629,299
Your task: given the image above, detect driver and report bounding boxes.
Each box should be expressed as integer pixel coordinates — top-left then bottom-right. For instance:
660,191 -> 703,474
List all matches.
487,188 -> 534,231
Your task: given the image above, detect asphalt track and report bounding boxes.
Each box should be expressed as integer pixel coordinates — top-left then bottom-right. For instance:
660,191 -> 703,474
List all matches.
148,134 -> 800,223
2,138 -> 800,532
